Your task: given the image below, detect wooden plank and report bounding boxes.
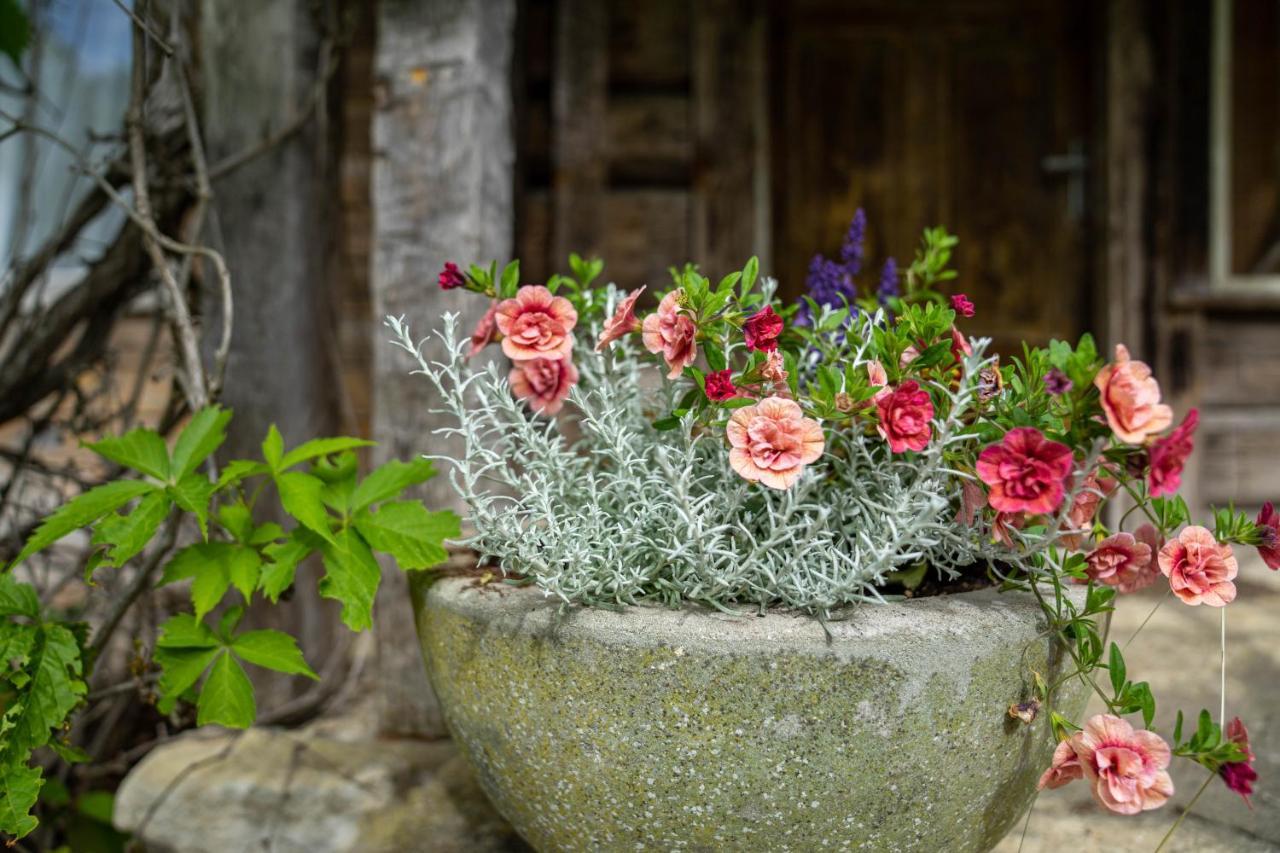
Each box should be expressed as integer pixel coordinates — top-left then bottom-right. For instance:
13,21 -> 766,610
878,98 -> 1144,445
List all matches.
609,0 -> 690,90
1197,414 -> 1280,505
692,0 -> 770,278
518,188 -> 552,282
1200,317 -> 1280,406
606,94 -> 692,183
601,190 -> 690,288
552,0 -> 609,260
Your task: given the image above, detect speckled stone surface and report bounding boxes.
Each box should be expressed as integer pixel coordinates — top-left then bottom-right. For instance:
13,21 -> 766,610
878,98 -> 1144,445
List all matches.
411,576 -> 1090,853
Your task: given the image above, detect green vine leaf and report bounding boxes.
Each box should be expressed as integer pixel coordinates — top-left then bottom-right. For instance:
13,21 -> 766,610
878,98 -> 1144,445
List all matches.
0,576 -> 39,620
276,471 -> 336,545
195,652 -> 255,728
350,458 -> 436,512
86,428 -> 170,482
231,630 -> 317,679
318,529 -> 381,631
279,437 -> 375,472
169,406 -> 232,480
353,502 -> 459,570
0,761 -> 41,839
160,543 -> 262,620
7,480 -> 154,571
167,473 -> 217,540
90,491 -> 171,572
259,532 -> 314,603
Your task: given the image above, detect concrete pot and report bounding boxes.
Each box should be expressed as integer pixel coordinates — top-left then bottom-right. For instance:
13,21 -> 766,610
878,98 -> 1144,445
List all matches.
411,575 -> 1090,853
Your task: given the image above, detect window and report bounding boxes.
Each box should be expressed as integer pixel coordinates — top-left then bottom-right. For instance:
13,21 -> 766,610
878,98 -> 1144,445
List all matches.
1210,0 -> 1280,291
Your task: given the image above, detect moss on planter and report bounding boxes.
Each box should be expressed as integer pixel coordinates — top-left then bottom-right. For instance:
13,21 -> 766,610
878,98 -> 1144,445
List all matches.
411,575 -> 1090,853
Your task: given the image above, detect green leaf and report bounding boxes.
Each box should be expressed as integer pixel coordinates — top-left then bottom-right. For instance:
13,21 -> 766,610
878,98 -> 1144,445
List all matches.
319,529 -> 382,631
75,790 -> 115,825
154,614 -> 219,650
86,429 -> 170,482
226,549 -> 261,602
196,652 -> 255,728
276,472 -> 336,544
260,532 -> 312,603
190,557 -> 230,619
354,502 -> 459,570
231,630 -> 318,679
168,473 -> 217,540
13,625 -> 86,754
217,606 -> 245,641
90,491 -> 170,570
261,426 -> 284,471
1108,642 -> 1126,697
8,480 -> 154,570
499,259 -> 520,299
170,407 -> 232,480
217,459 -> 267,490
0,0 -> 30,66
0,760 -> 41,839
217,502 -> 255,544
350,458 -> 436,511
154,646 -> 219,715
0,576 -> 39,620
279,438 -> 375,472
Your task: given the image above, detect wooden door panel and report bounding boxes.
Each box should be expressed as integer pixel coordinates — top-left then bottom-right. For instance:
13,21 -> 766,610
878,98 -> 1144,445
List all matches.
772,2 -> 1092,351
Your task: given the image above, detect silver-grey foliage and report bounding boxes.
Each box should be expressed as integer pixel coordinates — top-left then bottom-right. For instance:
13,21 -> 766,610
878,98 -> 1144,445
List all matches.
386,302 -> 1091,614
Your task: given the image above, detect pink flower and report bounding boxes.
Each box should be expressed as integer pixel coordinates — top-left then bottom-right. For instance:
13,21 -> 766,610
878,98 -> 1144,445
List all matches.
743,305 -> 783,352
704,369 -> 737,401
438,261 -> 466,290
1069,714 -> 1174,814
1038,739 -> 1084,790
1085,532 -> 1156,594
642,291 -> 697,379
509,357 -> 579,416
495,285 -> 578,362
595,285 -> 646,351
1253,501 -> 1280,570
1044,368 -> 1073,396
977,428 -> 1074,515
726,396 -> 824,490
1134,522 -> 1164,555
950,327 -> 973,363
875,381 -> 934,453
1220,717 -> 1257,806
867,360 -> 891,404
992,511 -> 1026,547
467,301 -> 499,358
1094,344 -> 1173,444
899,344 -> 920,369
1148,409 -> 1198,497
956,479 -> 987,526
950,293 -> 976,318
1060,470 -> 1116,550
1158,525 -> 1238,607
761,350 -> 789,389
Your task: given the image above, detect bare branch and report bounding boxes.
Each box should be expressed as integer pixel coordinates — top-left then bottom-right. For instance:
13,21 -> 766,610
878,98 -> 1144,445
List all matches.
110,0 -> 174,56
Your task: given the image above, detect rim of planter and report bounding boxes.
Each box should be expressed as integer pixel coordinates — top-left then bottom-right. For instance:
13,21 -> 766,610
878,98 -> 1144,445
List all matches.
412,573 -> 1090,853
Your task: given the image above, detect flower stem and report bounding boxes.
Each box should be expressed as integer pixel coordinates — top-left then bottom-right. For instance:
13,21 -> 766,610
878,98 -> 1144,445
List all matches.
1122,589 -> 1172,651
1154,771 -> 1215,853
1220,608 -> 1227,724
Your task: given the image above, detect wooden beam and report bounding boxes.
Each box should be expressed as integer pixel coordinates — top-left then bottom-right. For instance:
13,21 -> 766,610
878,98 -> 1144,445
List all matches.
692,0 -> 771,276
551,0 -> 608,263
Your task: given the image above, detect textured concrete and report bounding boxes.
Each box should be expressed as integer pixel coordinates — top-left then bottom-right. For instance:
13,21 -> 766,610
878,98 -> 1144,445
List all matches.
414,576 -> 1091,852
995,553 -> 1280,853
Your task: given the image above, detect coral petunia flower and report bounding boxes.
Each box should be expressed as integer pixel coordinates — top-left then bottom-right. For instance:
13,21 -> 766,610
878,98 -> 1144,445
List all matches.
595,285 -> 646,351
509,356 -> 579,416
1084,532 -> 1156,594
642,290 -> 698,379
1157,525 -> 1238,607
743,305 -> 784,352
1070,714 -> 1174,814
1148,409 -> 1198,498
495,285 -> 578,362
976,428 -> 1074,515
875,380 -> 934,453
1254,501 -> 1280,570
726,396 -> 824,490
467,300 -> 499,358
1094,344 -> 1173,444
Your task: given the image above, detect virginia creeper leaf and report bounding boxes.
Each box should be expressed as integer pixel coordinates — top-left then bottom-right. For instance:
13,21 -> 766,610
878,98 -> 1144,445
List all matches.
8,480 -> 153,570
353,502 -> 459,570
169,406 -> 232,479
86,428 -> 169,482
318,529 -> 381,631
350,458 -> 436,512
231,630 -> 318,679
195,652 -> 255,728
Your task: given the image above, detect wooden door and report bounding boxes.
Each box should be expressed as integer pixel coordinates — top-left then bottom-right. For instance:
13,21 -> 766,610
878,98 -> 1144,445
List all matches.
771,0 -> 1095,350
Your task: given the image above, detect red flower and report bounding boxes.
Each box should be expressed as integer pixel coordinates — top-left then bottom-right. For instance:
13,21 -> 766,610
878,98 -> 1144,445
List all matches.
438,261 -> 466,290
875,380 -> 934,453
1148,409 -> 1198,497
977,428 -> 1074,515
704,370 -> 738,401
1255,502 -> 1280,570
467,301 -> 499,358
743,306 -> 783,352
950,293 -> 975,318
1220,717 -> 1257,806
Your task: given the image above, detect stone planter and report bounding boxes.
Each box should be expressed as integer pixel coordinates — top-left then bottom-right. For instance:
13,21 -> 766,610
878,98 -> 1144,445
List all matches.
410,574 -> 1090,852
